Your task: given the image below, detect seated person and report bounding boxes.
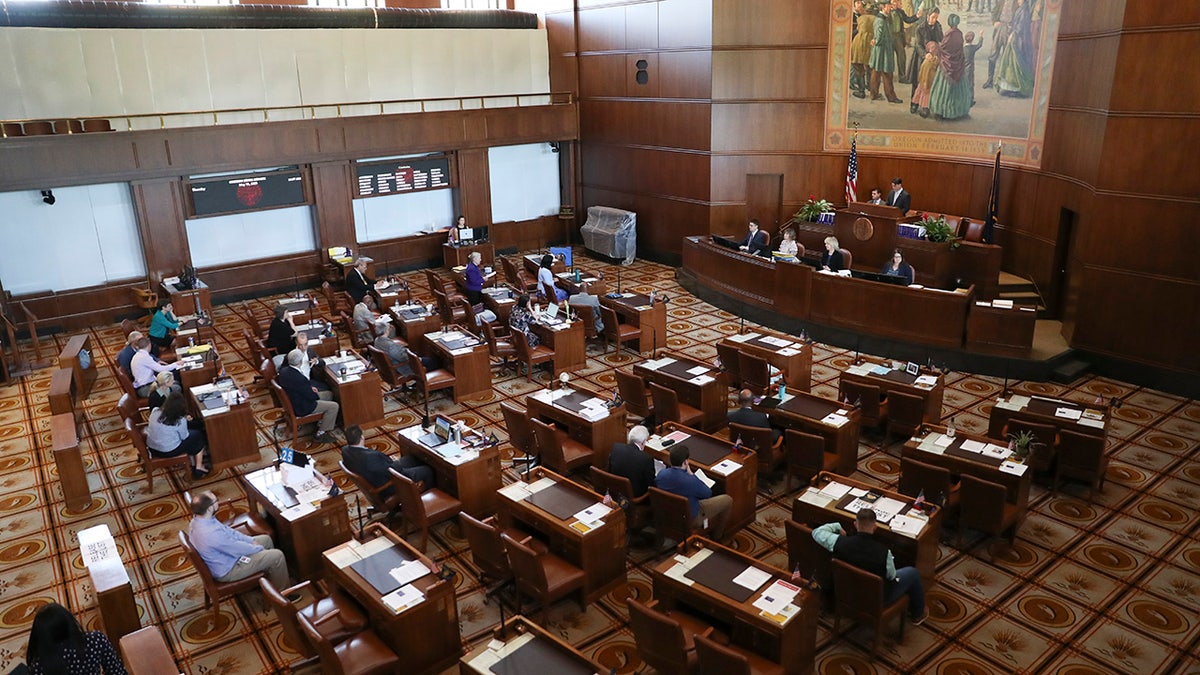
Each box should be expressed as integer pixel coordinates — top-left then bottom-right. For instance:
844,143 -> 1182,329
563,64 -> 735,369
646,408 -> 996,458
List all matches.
265,304 -> 297,358
777,229 -> 799,259
608,425 -> 656,498
26,602 -> 127,675
448,215 -> 465,245
188,490 -> 290,592
346,258 -> 374,304
117,330 -> 143,374
739,219 -> 769,256
881,248 -> 915,285
276,349 -> 340,444
728,388 -> 781,443
148,301 -> 180,357
655,445 -> 734,540
867,187 -> 885,205
821,236 -> 847,272
813,509 -> 928,624
147,390 -> 208,479
567,287 -> 605,334
272,332 -> 330,392
538,254 -> 568,303
352,295 -> 378,334
130,336 -> 182,397
371,322 -> 437,378
147,370 -> 176,410
508,294 -> 540,348
341,424 -> 435,499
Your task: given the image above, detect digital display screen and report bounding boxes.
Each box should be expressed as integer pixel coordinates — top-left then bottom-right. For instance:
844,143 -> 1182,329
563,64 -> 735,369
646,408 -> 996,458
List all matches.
355,156 -> 451,197
189,169 -> 306,217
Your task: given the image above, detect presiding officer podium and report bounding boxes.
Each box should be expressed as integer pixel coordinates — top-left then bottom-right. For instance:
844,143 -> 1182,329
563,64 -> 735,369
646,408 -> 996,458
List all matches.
831,201 -> 909,270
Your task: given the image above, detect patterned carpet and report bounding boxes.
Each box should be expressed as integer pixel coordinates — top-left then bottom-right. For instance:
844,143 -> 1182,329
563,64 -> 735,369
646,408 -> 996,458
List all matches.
0,251 -> 1198,674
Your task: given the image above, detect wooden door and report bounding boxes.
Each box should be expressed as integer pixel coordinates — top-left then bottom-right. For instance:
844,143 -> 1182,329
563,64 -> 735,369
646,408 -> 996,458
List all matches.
746,174 -> 783,241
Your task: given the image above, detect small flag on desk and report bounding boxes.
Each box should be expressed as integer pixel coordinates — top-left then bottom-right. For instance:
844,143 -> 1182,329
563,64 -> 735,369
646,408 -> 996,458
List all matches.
845,134 -> 859,203
983,145 -> 1001,244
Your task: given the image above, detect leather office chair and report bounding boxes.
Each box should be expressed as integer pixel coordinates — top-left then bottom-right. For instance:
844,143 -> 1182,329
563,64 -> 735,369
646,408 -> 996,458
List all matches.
962,218 -> 985,243
340,311 -> 372,350
614,367 -> 654,423
510,328 -> 554,381
432,287 -> 467,326
694,632 -> 786,675
501,532 -> 587,623
600,305 -> 641,355
501,256 -> 536,292
339,460 -> 401,522
127,418 -> 189,492
268,378 -> 323,445
958,474 -> 1021,552
572,303 -> 601,346
116,392 -> 148,429
785,429 -> 837,492
243,328 -> 266,365
899,456 -> 960,520
839,380 -> 889,428
22,120 -> 54,135
388,468 -> 462,552
296,610 -> 400,675
716,342 -> 743,390
481,320 -> 516,373
260,577 -> 367,663
366,344 -> 412,404
1054,429 -> 1109,499
589,466 -> 652,535
118,627 -> 178,675
114,361 -> 149,408
530,418 -> 593,476
424,268 -> 460,300
832,559 -> 908,655
406,348 -> 456,404
738,352 -> 771,394
178,530 -> 268,621
784,520 -> 832,609
322,281 -> 349,316
729,421 -> 783,476
500,401 -> 537,468
649,382 -> 705,431
839,248 -> 853,270
1,122 -> 25,138
459,513 -> 517,604
457,297 -> 484,333
627,597 -> 715,675
1004,419 -> 1058,472
648,486 -> 697,549
53,119 -> 83,134
887,391 -> 927,439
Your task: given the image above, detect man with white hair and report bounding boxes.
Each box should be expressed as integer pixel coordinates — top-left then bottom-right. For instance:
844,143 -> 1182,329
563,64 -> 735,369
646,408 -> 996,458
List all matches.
276,348 -> 340,444
345,258 -> 373,304
607,425 -> 656,498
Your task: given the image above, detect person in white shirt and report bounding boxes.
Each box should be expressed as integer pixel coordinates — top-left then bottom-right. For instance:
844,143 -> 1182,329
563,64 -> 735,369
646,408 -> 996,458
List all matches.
130,336 -> 181,397
778,229 -> 799,258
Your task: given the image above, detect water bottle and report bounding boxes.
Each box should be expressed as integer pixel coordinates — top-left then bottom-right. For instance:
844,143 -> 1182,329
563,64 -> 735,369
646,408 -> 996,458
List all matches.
574,268 -> 581,283
946,417 -> 956,439
778,382 -> 786,400
188,336 -> 194,347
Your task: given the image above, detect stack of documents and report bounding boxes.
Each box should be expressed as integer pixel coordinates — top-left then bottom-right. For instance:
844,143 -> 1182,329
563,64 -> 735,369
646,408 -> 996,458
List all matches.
821,412 -> 851,428
728,332 -> 759,343
382,584 -> 425,614
709,458 -> 741,476
889,514 -> 927,538
662,547 -> 714,585
994,395 -> 1031,411
570,502 -> 613,534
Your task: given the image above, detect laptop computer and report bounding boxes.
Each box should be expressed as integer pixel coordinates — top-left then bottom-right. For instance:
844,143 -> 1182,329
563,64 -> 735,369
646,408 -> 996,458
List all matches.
543,302 -> 560,321
419,416 -> 453,448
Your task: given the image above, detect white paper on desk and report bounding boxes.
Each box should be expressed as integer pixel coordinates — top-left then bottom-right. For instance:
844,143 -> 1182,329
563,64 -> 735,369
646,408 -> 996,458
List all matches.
382,584 -> 425,613
1010,395 -> 1031,407
527,477 -> 557,494
821,413 -> 850,428
710,459 -> 740,476
390,559 -> 432,587
357,537 -> 394,557
915,375 -> 938,386
778,348 -> 799,357
641,358 -> 665,370
975,301 -> 992,307
657,357 -> 677,367
732,565 -> 772,592
441,331 -> 465,342
200,405 -> 230,417
933,435 -> 954,448
798,488 -> 834,508
890,514 -> 926,538
581,397 -> 607,409
753,579 -> 800,614
847,487 -> 868,497
282,501 -> 317,521
663,562 -> 695,586
729,332 -> 759,343
580,407 -> 609,421
690,374 -> 715,385
499,482 -> 532,500
177,327 -> 197,336
874,497 -> 907,516
664,430 -> 692,444
992,299 -> 1014,308
762,336 -> 789,347
444,451 -> 478,467
686,365 -> 709,376
693,468 -> 716,489
325,546 -> 361,569
1000,461 -> 1029,476
960,439 -> 987,453
79,524 -> 119,567
574,502 -> 614,523
982,444 -> 1012,460
819,481 -> 852,499
1079,417 -> 1105,429
281,462 -> 314,487
844,497 -> 873,514
1056,407 -> 1083,420
448,348 -> 474,356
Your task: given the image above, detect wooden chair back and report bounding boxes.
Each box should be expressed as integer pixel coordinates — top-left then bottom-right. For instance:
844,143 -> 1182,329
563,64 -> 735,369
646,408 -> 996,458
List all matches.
627,597 -> 692,675
615,368 -> 653,419
738,352 -> 770,393
1056,429 -> 1108,494
259,577 -> 316,658
785,520 -> 832,596
500,531 -> 549,600
1005,419 -> 1058,471
118,627 -> 178,675
648,382 -> 682,426
459,513 -> 512,585
785,429 -> 829,491
339,460 -> 400,515
178,529 -> 267,619
832,558 -> 907,653
959,474 -> 1011,536
530,418 -> 569,474
887,391 -> 926,438
716,342 -> 743,389
574,304 -> 598,340
899,456 -> 956,504
839,380 -> 887,426
647,486 -> 693,547
500,401 -> 535,459
128,417 -> 188,492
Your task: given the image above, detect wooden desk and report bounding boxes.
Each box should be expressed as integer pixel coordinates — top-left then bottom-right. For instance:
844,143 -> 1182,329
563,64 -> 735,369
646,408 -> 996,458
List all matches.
757,392 -> 861,475
481,286 -> 518,324
162,279 -> 212,316
600,293 -> 667,354
554,270 -> 606,297
444,242 -> 495,269
495,468 -> 627,605
58,334 -> 97,399
460,616 -> 604,674
175,314 -> 216,346
966,302 -> 1037,357
89,558 -> 140,645
425,327 -> 492,402
525,385 -> 627,470
902,427 -> 1031,519
372,279 -> 411,309
397,424 -> 502,517
119,627 -> 178,675
49,367 -> 75,417
634,354 -> 728,432
530,318 -> 586,375
840,357 -> 945,424
720,331 -> 812,392
321,354 -> 385,429
334,255 -> 374,280
523,253 -> 566,277
52,411 -> 92,512
987,393 -> 1109,441
646,424 -> 758,536
386,303 -> 442,357
188,383 -> 261,472
291,322 -> 338,358
652,536 -> 818,675
792,472 -> 942,590
241,465 -> 352,580
324,525 -> 461,675
173,343 -> 221,389
275,295 -> 318,327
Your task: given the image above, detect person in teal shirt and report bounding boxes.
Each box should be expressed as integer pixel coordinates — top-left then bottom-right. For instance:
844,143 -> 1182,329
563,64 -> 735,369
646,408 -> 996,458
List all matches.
148,301 -> 179,357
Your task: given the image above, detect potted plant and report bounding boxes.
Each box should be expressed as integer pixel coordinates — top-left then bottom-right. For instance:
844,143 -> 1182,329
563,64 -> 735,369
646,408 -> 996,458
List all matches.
916,213 -> 960,249
794,195 -> 834,223
1008,429 -> 1042,462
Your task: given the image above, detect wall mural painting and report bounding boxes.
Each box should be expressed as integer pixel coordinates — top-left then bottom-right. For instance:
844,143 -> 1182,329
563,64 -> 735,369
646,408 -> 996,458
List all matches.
826,0 -> 1060,167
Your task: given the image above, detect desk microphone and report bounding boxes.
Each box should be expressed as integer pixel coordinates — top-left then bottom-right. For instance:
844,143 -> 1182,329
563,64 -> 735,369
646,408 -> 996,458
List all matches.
354,495 -> 365,540
617,268 -> 622,294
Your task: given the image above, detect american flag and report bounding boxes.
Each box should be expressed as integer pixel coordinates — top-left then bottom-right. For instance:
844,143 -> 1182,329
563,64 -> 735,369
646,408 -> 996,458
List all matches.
845,135 -> 858,203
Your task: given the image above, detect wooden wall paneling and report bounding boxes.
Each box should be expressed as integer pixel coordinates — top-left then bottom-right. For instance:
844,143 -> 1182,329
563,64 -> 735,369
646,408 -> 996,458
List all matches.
1040,111 -> 1106,186
1096,117 -> 1200,196
657,50 -> 714,100
626,52 -> 660,98
577,5 -> 628,53
580,144 -> 710,204
710,102 -> 822,153
15,281 -> 148,331
0,134 -> 146,192
130,178 -> 190,283
1112,32 -> 1200,113
493,216 -> 562,252
546,9 -> 580,94
163,124 -> 324,174
1071,194 -> 1197,279
1046,36 -> 1120,111
482,106 -> 578,143
311,161 -> 357,252
1056,0 -> 1127,34
580,100 -> 712,151
623,1 -> 659,51
457,148 -> 492,229
198,252 -> 322,302
657,0 -> 714,50
745,173 -> 783,235
713,0 -> 824,47
578,54 -> 632,98
711,50 -> 828,101
359,233 -> 445,273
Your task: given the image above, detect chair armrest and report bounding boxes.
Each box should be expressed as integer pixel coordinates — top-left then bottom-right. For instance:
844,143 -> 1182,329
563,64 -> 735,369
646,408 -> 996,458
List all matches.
309,608 -> 342,627
281,579 -> 314,600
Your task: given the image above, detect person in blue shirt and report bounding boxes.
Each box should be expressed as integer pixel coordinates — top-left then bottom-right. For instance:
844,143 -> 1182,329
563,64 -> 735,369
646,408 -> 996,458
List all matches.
655,445 -> 734,541
148,301 -> 180,357
116,330 -> 143,375
812,509 -> 928,625
188,490 -> 290,591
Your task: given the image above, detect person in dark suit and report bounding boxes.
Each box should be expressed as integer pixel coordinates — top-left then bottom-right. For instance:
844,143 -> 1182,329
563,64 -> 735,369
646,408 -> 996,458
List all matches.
340,425 -> 434,499
822,236 -> 847,272
738,219 -> 769,256
266,304 -> 296,358
887,177 -> 911,214
728,389 -> 781,443
881,249 -> 915,285
345,258 -> 374,304
608,425 -> 656,498
276,349 -> 340,444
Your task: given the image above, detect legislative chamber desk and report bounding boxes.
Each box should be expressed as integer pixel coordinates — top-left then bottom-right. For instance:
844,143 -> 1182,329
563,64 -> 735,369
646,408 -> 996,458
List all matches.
720,330 -> 812,391
530,317 -> 586,375
58,334 -> 97,399
792,472 -> 942,590
290,321 -> 337,358
841,357 -> 945,423
646,424 -> 758,535
323,525 -> 461,675
633,354 -> 728,432
460,616 -> 603,675
188,380 -> 261,472
652,536 -> 818,675
161,278 -> 212,316
240,464 -> 352,580
173,342 -> 221,389
987,393 -> 1110,442
424,327 -> 492,402
600,293 -> 667,355
495,468 -> 627,605
554,270 -> 606,297
397,422 -> 502,517
523,253 -> 566,276
525,384 -> 627,470
386,302 -> 441,356
321,353 -> 385,429
174,314 -> 215,346
755,391 -> 861,475
481,285 -> 517,324
902,426 -> 1031,523
371,278 -> 411,308
444,242 -> 495,269
966,301 -> 1037,357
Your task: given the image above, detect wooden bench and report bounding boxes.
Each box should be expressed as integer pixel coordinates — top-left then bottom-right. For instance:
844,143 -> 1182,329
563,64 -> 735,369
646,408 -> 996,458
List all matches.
51,412 -> 91,512
58,333 -> 97,399
119,626 -> 179,675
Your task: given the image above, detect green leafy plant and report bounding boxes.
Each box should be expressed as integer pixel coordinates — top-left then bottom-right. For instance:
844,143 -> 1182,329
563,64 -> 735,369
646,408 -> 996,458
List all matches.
918,213 -> 961,249
794,194 -> 833,222
1008,429 -> 1043,461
